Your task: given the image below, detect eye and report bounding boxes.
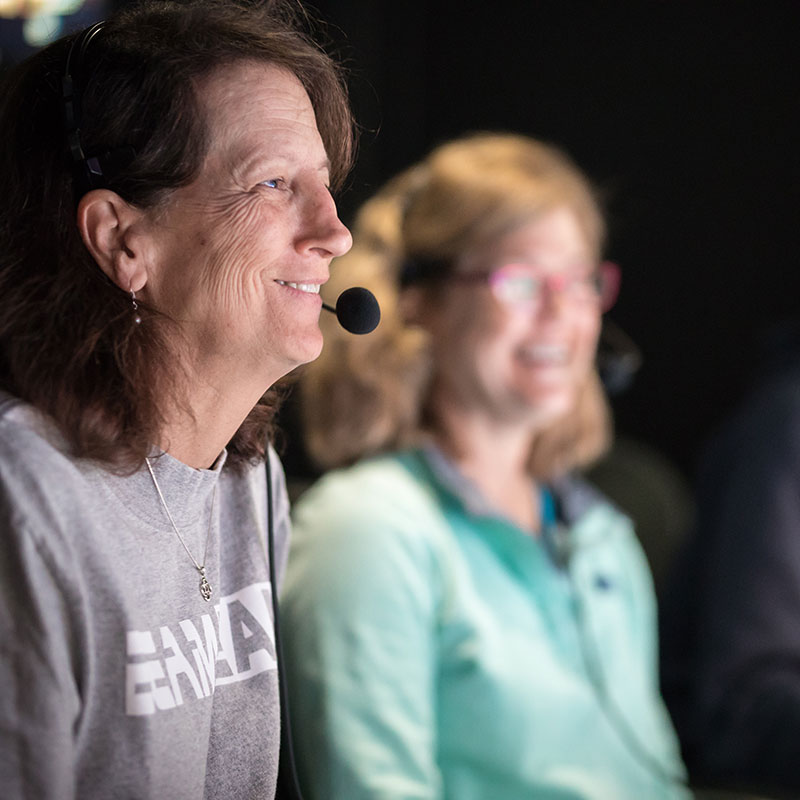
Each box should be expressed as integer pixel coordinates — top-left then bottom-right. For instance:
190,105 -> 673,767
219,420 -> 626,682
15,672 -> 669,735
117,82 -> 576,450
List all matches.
260,177 -> 286,190
501,274 -> 542,303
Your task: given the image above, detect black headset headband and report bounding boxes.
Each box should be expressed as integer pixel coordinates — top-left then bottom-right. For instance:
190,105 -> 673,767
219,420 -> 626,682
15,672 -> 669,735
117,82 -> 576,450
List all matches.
62,22 -> 107,191
61,22 -> 135,196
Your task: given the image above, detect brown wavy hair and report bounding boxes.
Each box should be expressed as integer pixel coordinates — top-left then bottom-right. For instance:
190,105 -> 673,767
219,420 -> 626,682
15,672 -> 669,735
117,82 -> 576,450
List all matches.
0,0 -> 354,473
302,133 -> 612,481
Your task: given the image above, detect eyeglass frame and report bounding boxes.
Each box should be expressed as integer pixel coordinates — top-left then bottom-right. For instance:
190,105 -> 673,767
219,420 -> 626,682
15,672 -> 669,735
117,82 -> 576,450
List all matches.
444,260 -> 621,313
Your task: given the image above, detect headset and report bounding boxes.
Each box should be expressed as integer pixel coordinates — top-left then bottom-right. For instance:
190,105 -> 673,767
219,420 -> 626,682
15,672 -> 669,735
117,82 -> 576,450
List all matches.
61,21 -> 135,198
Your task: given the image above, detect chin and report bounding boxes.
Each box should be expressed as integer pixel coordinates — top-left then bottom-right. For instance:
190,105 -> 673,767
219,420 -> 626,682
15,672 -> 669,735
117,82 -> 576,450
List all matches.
519,387 -> 576,424
287,329 -> 325,368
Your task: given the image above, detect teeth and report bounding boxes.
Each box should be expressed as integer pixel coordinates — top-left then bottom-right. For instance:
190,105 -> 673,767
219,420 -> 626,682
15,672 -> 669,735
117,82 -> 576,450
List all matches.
276,280 -> 320,294
520,344 -> 568,364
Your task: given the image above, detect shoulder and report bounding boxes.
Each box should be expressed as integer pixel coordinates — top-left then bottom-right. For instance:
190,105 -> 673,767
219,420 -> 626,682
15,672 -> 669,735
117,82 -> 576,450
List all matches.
0,396 -> 90,599
691,365 -> 800,515
0,393 -> 67,458
289,452 -> 450,577
557,473 -> 653,587
0,394 -> 83,521
713,365 -> 800,465
555,472 -> 634,538
293,452 -> 443,536
284,452 -> 448,622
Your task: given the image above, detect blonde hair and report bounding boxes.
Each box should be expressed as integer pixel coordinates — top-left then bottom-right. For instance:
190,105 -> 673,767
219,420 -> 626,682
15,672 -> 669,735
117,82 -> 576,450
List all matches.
302,133 -> 612,479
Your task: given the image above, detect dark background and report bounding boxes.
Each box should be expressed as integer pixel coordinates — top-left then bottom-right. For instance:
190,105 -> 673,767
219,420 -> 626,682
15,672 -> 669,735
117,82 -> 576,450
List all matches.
299,0 -> 800,483
2,0 -> 798,483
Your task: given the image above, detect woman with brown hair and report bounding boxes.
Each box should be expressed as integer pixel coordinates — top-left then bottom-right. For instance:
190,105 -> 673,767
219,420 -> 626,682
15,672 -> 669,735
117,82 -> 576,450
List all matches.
0,1 -> 352,796
281,133 -> 688,799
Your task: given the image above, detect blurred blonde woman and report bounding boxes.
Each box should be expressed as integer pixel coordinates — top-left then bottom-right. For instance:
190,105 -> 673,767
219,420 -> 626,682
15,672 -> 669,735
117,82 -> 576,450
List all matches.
281,133 -> 688,800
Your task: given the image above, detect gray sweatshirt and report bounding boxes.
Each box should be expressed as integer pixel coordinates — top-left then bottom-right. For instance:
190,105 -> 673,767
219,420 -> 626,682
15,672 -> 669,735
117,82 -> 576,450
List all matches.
0,393 -> 289,799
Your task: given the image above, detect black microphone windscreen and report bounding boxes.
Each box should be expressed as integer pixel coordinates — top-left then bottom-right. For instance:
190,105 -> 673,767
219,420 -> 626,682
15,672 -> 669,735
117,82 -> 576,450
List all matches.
334,287 -> 381,334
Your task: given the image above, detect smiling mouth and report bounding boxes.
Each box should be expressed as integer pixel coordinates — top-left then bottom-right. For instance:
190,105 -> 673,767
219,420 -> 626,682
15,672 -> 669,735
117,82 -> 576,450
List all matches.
275,280 -> 321,294
518,343 -> 569,366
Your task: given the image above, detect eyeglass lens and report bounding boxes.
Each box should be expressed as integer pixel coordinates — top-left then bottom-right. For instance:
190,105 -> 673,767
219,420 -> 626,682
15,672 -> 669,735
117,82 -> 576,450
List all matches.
488,261 -> 620,312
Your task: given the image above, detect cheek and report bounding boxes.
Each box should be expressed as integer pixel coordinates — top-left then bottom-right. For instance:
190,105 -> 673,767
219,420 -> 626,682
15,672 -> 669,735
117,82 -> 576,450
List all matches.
195,202 -> 281,311
479,305 -> 530,360
455,308 -> 519,397
575,308 -> 602,355
566,311 -> 603,393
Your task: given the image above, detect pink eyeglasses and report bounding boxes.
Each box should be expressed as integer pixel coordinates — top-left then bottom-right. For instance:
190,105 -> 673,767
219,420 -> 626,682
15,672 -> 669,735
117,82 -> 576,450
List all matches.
454,260 -> 620,313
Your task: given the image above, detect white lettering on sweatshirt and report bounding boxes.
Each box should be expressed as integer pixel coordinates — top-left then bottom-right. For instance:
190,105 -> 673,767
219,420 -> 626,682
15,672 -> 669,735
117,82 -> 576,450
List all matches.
125,581 -> 276,716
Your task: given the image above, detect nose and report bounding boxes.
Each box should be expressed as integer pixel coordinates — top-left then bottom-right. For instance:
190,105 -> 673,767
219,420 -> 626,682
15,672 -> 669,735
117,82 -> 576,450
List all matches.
537,275 -> 569,318
296,183 -> 352,259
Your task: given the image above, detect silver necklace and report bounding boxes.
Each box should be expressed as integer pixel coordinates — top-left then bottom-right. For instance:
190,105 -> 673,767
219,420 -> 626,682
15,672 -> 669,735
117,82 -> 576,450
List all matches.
145,458 -> 217,602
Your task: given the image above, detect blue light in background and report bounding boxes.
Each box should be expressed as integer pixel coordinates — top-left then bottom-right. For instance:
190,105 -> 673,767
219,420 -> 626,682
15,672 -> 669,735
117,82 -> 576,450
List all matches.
1,0 -> 107,66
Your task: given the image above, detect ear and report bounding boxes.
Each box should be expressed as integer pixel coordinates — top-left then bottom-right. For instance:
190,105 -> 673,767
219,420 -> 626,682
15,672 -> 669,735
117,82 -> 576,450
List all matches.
77,190 -> 149,292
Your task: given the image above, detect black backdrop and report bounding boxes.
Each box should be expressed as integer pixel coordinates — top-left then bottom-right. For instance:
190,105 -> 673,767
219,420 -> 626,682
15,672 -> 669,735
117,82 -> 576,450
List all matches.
3,1 -> 797,481
293,0 -> 800,482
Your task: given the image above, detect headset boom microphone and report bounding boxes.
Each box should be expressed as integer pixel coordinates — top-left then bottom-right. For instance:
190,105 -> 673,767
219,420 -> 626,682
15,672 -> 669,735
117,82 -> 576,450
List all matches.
322,287 -> 380,334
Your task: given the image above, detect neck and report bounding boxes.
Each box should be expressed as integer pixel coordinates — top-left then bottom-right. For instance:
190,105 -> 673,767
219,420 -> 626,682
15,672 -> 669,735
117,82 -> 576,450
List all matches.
156,353 -> 284,470
429,394 -> 542,533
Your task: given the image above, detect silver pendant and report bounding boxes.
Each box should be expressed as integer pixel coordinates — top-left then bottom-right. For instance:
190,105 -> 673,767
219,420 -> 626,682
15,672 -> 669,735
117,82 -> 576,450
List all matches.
198,567 -> 212,602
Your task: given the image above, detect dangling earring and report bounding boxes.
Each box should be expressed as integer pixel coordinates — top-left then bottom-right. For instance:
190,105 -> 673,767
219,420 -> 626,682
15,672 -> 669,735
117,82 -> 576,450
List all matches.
130,289 -> 142,325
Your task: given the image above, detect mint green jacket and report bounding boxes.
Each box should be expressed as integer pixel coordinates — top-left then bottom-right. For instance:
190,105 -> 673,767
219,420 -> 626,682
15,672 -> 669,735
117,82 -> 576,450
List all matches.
281,448 -> 688,799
